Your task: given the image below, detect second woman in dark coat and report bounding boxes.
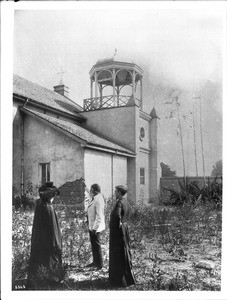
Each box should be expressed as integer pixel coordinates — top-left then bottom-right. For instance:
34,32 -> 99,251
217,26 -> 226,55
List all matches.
109,185 -> 136,287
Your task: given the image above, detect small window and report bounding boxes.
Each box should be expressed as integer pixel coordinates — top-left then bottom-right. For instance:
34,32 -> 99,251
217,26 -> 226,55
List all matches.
140,168 -> 145,185
40,163 -> 50,185
140,127 -> 145,140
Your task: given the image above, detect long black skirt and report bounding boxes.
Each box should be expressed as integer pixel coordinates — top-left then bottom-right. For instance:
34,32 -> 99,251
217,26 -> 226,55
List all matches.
27,248 -> 63,289
109,223 -> 135,287
27,202 -> 63,289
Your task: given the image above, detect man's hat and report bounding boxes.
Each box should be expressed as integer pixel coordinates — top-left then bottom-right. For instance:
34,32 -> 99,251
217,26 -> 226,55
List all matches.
115,185 -> 128,195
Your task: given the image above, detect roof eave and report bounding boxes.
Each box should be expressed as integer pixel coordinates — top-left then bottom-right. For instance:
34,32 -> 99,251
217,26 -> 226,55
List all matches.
20,107 -> 87,146
14,93 -> 86,122
83,143 -> 136,157
89,61 -> 143,77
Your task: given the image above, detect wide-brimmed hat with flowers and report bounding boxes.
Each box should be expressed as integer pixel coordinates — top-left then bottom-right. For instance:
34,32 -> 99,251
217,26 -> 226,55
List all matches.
39,181 -> 60,202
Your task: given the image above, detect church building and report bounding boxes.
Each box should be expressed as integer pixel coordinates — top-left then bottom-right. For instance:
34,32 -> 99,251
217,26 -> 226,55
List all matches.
13,56 -> 159,204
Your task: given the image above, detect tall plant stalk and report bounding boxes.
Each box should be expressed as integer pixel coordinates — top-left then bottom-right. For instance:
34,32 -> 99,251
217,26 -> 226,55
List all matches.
192,102 -> 198,177
199,96 -> 206,185
175,97 -> 186,184
165,91 -> 186,184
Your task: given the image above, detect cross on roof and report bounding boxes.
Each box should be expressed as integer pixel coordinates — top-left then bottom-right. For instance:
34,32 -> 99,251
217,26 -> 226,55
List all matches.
57,66 -> 66,85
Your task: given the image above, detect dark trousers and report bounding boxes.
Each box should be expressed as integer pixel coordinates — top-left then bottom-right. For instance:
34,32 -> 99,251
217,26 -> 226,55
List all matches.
89,230 -> 103,268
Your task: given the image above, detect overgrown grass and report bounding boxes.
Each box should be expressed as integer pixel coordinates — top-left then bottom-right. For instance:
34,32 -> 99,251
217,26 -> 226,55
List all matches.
12,196 -> 222,291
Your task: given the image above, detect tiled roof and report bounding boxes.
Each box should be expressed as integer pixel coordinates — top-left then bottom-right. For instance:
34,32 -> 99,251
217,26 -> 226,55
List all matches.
13,74 -> 84,117
22,108 -> 135,156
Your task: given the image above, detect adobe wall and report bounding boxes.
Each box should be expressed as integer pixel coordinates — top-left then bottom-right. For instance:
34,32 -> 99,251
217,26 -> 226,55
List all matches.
81,105 -> 138,203
137,151 -> 150,204
149,115 -> 159,202
137,111 -> 159,204
113,155 -> 127,191
81,105 -> 159,204
80,106 -> 137,152
23,115 -> 84,198
13,105 -> 23,195
84,148 -> 127,199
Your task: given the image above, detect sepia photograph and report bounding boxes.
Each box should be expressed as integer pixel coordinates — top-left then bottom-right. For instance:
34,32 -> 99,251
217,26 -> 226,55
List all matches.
1,1 -> 226,299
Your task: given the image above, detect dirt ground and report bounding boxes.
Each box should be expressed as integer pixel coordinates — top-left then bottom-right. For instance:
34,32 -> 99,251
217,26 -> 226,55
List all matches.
66,238 -> 221,291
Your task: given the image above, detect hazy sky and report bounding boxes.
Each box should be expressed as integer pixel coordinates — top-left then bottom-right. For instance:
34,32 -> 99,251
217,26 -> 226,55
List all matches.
14,8 -> 223,103
13,3 -> 224,176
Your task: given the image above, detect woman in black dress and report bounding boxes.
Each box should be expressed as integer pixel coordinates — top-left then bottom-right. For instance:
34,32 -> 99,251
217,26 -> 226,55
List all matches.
27,182 -> 63,289
109,185 -> 136,287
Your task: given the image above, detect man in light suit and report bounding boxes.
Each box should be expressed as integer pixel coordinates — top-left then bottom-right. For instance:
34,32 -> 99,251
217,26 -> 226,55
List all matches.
85,183 -> 105,270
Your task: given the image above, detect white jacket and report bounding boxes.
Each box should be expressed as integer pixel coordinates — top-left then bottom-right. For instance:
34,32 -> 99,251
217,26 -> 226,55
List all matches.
87,193 -> 105,232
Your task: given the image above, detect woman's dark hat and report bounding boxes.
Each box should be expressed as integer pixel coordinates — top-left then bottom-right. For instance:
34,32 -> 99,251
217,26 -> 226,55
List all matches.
115,185 -> 128,195
39,181 -> 60,201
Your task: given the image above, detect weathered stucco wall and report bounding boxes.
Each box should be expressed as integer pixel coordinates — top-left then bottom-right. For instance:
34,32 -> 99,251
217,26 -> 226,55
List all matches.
23,115 -> 84,197
84,149 -> 112,197
113,155 -> 127,191
81,105 -> 138,202
81,105 -> 158,204
138,116 -> 150,149
13,105 -> 23,195
137,151 -> 150,203
84,148 -> 127,199
136,112 -> 159,203
149,116 -> 159,201
80,106 -> 137,152
137,115 -> 151,203
13,99 -> 158,206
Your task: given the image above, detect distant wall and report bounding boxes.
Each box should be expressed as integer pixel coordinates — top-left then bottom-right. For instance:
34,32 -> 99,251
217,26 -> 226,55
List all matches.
160,176 -> 222,203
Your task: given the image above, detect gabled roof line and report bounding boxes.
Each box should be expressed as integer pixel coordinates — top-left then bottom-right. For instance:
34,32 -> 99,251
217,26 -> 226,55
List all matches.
14,73 -> 84,110
20,107 -> 88,146
13,74 -> 85,117
59,94 -> 83,111
14,94 -> 86,122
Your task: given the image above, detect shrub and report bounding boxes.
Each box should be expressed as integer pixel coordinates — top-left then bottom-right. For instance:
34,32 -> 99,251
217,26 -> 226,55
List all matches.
12,182 -> 37,211
201,177 -> 222,209
12,211 -> 32,287
167,271 -> 193,291
164,177 -> 222,209
147,259 -> 165,290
